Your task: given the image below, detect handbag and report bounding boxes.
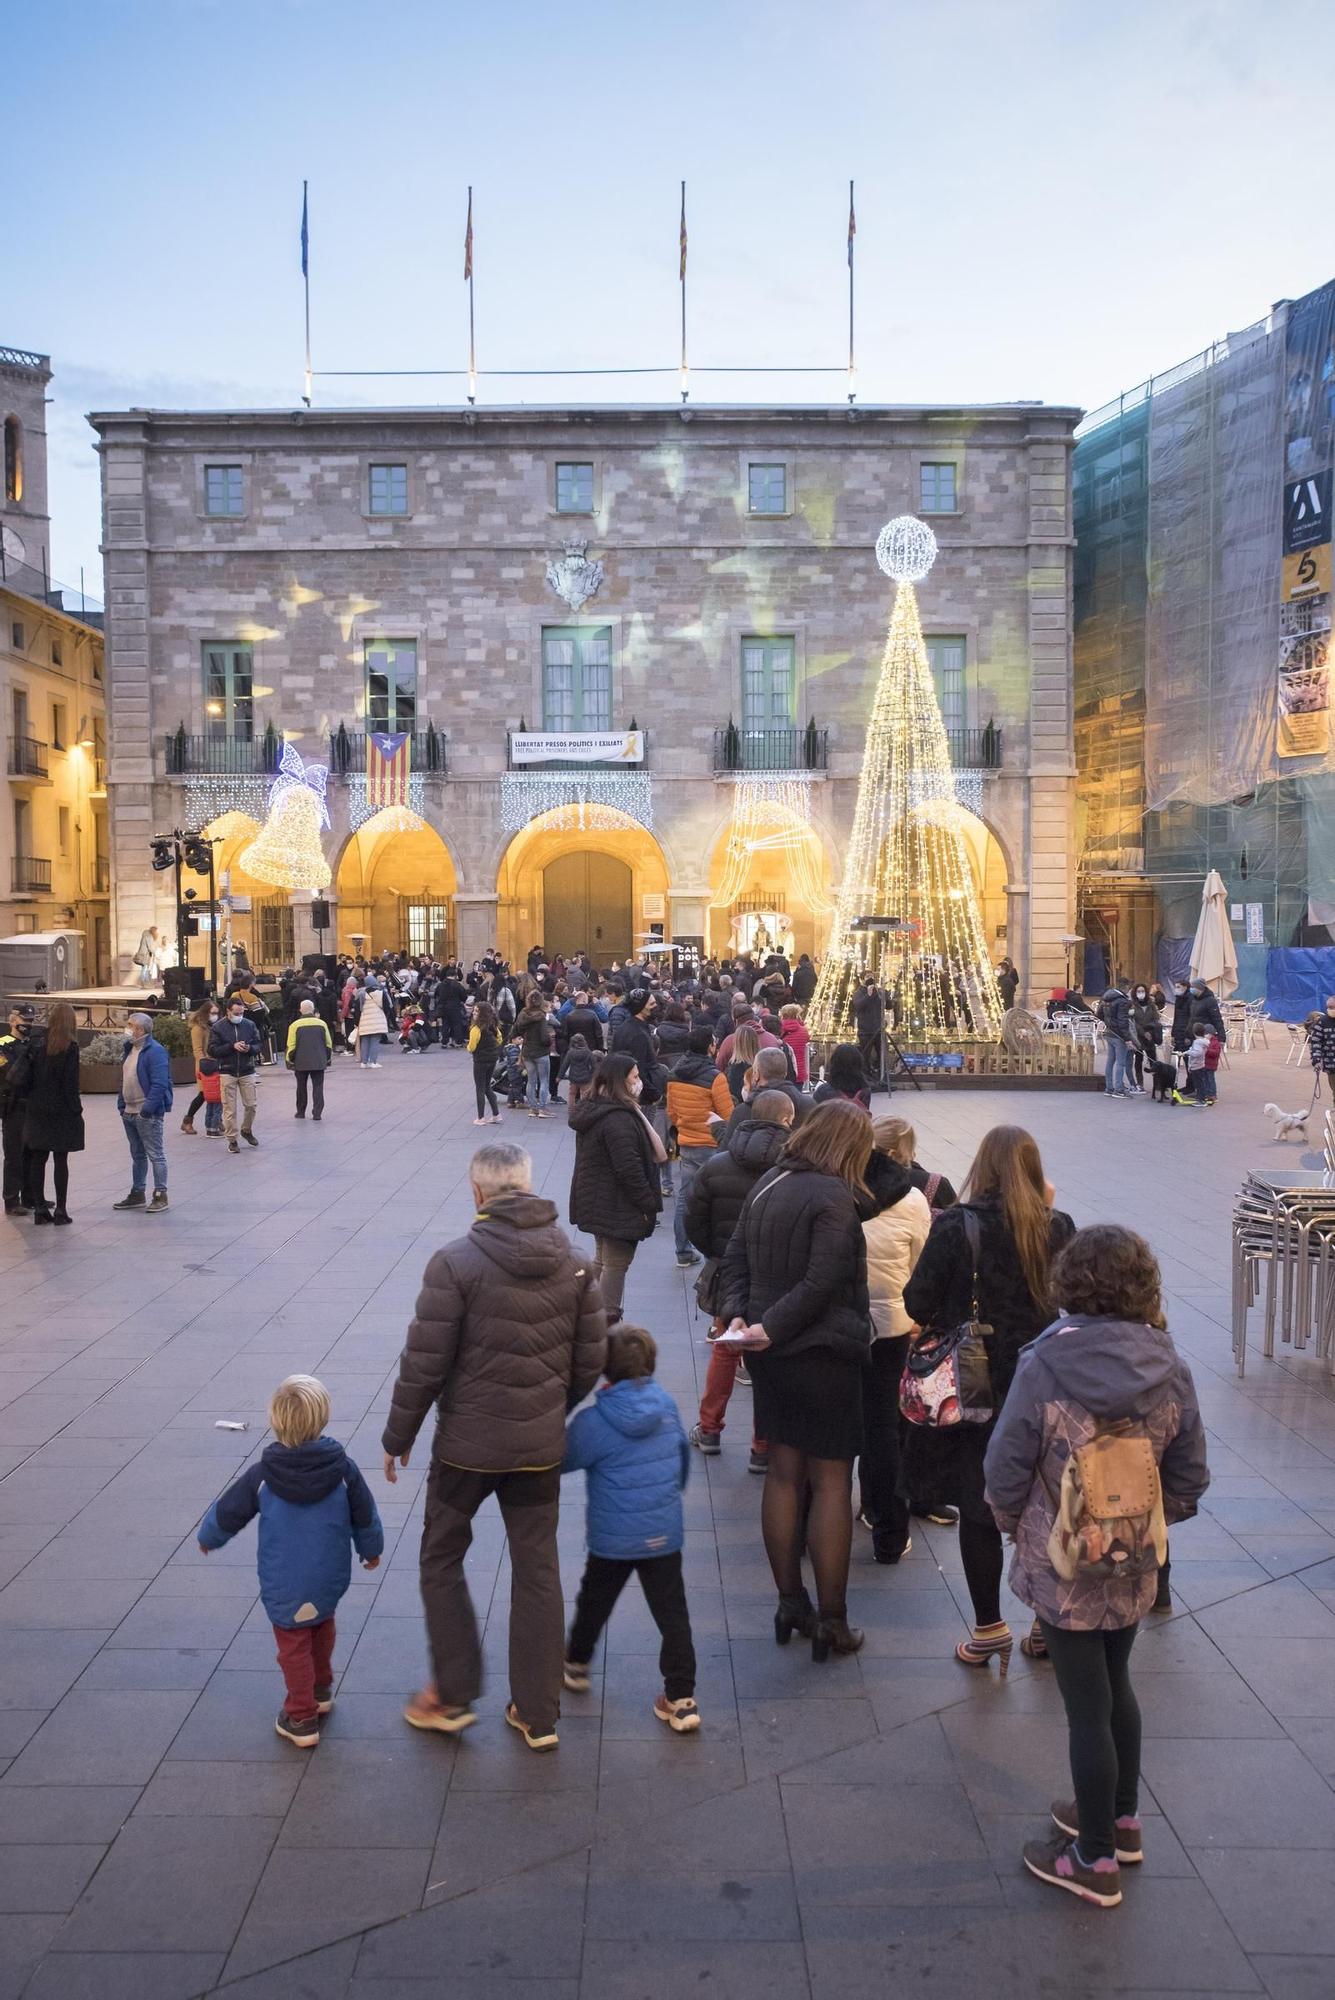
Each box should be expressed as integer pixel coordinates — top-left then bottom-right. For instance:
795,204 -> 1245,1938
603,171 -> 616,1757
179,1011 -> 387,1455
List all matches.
898,1211 -> 994,1428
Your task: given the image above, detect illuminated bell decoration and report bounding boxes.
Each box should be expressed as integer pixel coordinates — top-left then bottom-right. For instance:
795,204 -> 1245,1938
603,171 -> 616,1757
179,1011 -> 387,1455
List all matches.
239,743 -> 332,892
875,514 -> 938,584
809,530 -> 1002,1046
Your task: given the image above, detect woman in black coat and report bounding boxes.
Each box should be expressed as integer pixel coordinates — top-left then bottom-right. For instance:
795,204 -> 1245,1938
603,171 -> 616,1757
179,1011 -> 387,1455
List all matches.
719,1099 -> 874,1661
811,1041 -> 872,1110
568,1053 -> 665,1319
902,1124 -> 1074,1677
21,1002 -> 84,1225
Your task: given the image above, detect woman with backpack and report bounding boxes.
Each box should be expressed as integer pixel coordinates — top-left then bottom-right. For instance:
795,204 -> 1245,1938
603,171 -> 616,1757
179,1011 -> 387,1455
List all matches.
467,1003 -> 504,1125
902,1125 -> 1075,1676
983,1225 -> 1208,1908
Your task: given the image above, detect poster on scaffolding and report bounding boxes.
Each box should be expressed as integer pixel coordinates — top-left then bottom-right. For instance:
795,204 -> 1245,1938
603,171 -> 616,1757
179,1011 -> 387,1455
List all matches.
1280,283 -> 1335,758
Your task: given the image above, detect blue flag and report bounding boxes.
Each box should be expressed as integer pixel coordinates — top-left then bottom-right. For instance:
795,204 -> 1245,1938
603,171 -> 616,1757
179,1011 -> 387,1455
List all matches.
300,183 -> 309,280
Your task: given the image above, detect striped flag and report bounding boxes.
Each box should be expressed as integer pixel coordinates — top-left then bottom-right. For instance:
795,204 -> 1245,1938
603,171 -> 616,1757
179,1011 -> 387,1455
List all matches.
847,185 -> 856,268
367,731 -> 411,809
464,189 -> 474,281
301,183 -> 309,279
679,183 -> 687,282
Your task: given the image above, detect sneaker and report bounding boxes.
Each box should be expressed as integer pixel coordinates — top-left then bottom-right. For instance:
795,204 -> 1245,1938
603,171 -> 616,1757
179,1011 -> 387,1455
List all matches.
735,1361 -> 751,1387
874,1536 -> 912,1565
689,1423 -> 722,1456
275,1709 -> 320,1749
402,1689 -> 476,1735
505,1702 -> 558,1752
228,1140 -> 240,1154
243,1132 -> 259,1148
856,1509 -> 874,1532
314,1683 -> 335,1716
113,1190 -> 147,1210
654,1694 -> 701,1734
148,1190 -> 169,1212
472,1116 -> 489,1126
563,1658 -> 591,1693
1022,1832 -> 1121,1907
748,1448 -> 769,1475
913,1506 -> 958,1527
676,1251 -> 700,1268
1050,1800 -> 1143,1865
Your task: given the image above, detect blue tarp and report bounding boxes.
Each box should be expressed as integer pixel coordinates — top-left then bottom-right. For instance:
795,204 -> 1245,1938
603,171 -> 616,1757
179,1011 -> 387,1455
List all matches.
1265,947 -> 1335,1022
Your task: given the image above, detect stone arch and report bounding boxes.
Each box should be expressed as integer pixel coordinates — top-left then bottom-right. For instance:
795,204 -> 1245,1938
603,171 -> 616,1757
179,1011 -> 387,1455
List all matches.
704,786 -> 834,961
334,817 -> 459,958
495,809 -> 670,966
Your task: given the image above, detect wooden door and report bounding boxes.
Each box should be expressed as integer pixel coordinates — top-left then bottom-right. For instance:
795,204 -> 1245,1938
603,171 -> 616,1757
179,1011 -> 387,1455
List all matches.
542,851 -> 632,960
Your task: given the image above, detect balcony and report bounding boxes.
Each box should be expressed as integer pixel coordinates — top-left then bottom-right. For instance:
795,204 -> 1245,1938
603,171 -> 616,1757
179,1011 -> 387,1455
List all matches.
7,737 -> 49,779
328,726 -> 448,776
507,726 -> 647,771
164,732 -> 283,776
947,723 -> 1003,769
12,856 -> 52,894
714,724 -> 828,773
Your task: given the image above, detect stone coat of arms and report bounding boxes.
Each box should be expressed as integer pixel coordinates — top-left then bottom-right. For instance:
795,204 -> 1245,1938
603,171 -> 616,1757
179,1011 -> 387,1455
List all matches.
546,540 -> 605,612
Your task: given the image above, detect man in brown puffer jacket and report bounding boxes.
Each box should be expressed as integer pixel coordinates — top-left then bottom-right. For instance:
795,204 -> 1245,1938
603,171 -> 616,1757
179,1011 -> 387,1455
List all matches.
382,1143 -> 606,1750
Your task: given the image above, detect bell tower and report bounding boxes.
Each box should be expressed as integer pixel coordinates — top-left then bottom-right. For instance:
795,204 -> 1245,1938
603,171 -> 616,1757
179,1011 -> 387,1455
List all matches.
0,346 -> 52,592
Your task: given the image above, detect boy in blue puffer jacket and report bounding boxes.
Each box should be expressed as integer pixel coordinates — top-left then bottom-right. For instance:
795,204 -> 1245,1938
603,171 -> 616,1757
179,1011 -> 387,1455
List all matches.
199,1375 -> 384,1747
561,1327 -> 699,1732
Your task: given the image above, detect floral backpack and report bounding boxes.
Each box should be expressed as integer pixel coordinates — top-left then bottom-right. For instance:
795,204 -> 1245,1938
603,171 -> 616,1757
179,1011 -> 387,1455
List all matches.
1046,1420 -> 1168,1581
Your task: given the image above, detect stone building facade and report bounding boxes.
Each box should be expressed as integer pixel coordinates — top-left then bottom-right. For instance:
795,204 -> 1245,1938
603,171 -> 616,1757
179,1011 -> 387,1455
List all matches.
89,402 -> 1078,998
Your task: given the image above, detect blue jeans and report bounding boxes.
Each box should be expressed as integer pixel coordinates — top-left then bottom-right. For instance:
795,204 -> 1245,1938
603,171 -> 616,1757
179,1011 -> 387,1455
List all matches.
524,1059 -> 549,1110
122,1112 -> 167,1193
674,1147 -> 711,1256
1104,1039 -> 1130,1094
359,1034 -> 380,1066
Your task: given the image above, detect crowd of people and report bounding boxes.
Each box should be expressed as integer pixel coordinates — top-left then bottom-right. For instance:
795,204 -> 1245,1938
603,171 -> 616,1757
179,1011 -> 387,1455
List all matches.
1092,977 -> 1229,1104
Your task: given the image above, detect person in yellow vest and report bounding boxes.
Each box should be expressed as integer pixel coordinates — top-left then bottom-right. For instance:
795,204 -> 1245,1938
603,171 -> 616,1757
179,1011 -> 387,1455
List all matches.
286,1000 -> 333,1121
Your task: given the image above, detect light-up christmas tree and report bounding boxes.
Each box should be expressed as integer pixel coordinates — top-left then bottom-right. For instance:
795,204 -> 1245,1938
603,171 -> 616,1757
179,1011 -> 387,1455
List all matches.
808,516 -> 1004,1046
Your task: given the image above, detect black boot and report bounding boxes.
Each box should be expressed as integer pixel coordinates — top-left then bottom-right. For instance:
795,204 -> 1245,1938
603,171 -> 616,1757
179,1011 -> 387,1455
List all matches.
1153,1561 -> 1172,1613
812,1614 -> 865,1663
774,1591 -> 817,1646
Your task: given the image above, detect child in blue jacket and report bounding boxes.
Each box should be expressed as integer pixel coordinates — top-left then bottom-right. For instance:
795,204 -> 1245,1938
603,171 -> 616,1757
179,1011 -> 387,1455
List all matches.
561,1326 -> 699,1732
199,1374 -> 384,1747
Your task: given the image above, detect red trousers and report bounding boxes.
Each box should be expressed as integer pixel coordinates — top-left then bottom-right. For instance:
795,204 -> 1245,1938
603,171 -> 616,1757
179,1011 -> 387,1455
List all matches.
698,1341 -> 765,1450
274,1617 -> 336,1721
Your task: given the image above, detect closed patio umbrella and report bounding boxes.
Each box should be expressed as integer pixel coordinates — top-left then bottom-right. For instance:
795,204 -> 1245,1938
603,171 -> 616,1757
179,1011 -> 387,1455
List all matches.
1189,868 -> 1239,1000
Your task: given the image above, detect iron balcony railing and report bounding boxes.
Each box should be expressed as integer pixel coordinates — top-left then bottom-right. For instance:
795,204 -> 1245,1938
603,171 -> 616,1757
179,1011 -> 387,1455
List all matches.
714,724 -> 828,773
507,727 -> 647,770
163,732 -> 285,775
12,856 -> 52,893
7,736 -> 48,778
947,723 -> 1003,769
328,727 -> 448,776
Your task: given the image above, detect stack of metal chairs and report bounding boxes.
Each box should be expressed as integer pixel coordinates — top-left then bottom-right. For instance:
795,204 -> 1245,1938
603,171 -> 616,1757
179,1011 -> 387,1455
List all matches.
1231,1152 -> 1335,1376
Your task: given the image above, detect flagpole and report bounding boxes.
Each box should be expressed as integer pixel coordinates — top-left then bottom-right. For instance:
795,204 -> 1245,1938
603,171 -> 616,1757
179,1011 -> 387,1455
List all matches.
302,179 -> 313,407
465,186 -> 477,405
679,180 -> 689,403
847,178 -> 856,405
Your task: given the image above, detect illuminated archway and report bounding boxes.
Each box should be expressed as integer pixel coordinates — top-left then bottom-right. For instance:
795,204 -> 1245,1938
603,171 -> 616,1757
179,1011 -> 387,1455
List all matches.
335,817 -> 459,958
198,811 -> 303,974
706,791 -> 833,962
497,809 -> 670,967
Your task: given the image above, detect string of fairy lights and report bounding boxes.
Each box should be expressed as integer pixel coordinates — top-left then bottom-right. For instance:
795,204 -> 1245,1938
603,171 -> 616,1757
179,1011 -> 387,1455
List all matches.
711,774 -> 829,917
808,516 -> 1004,1044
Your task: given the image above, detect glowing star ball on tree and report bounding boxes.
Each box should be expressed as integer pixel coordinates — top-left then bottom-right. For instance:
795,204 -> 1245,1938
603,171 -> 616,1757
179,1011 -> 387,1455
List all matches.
239,743 -> 332,892
808,515 -> 1003,1047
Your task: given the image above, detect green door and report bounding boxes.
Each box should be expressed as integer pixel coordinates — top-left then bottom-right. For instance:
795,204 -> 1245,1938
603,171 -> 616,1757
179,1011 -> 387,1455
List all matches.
542,851 -> 632,960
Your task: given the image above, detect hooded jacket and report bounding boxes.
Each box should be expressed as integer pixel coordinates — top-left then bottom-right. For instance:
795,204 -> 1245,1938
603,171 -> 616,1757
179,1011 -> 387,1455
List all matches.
1098,987 -> 1131,1042
779,1015 -> 811,1083
684,1116 -> 789,1260
198,1436 -> 384,1628
858,1152 -> 931,1338
568,1096 -> 663,1242
382,1193 -> 607,1472
665,1051 -> 734,1151
609,1010 -> 663,1103
983,1315 -> 1209,1630
718,1157 -> 871,1365
562,1376 -> 690,1560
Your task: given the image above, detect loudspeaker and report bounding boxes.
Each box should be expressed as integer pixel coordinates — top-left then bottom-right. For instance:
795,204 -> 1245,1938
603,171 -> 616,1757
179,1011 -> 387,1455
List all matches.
164,965 -> 206,1006
310,898 -> 331,931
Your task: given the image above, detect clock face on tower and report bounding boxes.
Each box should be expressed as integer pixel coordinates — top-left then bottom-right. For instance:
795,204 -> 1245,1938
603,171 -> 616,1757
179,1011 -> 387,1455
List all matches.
0,525 -> 25,569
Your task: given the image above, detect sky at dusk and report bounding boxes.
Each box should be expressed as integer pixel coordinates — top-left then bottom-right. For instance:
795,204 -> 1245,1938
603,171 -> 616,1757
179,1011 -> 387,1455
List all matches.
10,0 -> 1335,590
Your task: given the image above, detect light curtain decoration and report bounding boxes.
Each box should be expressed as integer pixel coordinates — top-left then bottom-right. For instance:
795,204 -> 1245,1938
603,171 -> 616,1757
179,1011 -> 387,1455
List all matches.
348,773 -> 425,834
711,774 -> 829,917
809,517 -> 1003,1044
499,772 -> 654,833
184,776 -> 267,827
239,743 -> 332,891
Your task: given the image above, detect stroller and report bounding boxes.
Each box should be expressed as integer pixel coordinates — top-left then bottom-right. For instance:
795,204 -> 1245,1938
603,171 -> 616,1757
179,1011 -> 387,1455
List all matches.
494,1041 -> 528,1109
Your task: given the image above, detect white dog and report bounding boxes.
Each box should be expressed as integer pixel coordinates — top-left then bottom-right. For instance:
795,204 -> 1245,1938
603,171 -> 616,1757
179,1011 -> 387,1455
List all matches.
1264,1102 -> 1310,1142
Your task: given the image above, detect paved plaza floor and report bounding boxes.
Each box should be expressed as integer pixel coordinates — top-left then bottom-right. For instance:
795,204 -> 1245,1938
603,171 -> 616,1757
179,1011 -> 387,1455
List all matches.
1,1034 -> 1334,1997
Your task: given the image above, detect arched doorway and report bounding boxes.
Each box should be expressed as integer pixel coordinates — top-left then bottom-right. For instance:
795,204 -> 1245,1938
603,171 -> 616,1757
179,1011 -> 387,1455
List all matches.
706,794 -> 832,961
335,818 -> 458,958
496,810 -> 669,967
542,851 -> 633,960
200,811 -> 302,975
951,809 -> 1009,954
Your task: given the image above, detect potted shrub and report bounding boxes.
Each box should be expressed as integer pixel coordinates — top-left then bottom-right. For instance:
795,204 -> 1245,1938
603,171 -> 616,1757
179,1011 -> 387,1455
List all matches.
78,1016 -> 197,1093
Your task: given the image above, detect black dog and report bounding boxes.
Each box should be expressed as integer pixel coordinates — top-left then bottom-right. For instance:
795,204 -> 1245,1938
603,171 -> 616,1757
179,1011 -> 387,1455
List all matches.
1151,1059 -> 1177,1103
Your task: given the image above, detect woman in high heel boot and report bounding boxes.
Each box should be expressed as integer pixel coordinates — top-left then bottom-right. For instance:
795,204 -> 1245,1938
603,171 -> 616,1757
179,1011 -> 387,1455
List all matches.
718,1101 -> 874,1663
902,1127 -> 1074,1677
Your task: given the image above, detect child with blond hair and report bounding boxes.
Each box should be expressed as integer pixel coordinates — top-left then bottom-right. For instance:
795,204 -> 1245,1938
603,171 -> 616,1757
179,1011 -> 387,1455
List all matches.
199,1374 -> 384,1746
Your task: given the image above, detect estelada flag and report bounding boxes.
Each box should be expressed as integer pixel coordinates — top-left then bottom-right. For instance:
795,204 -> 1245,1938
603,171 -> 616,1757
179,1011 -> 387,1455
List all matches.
368,731 -> 411,809
464,189 -> 474,281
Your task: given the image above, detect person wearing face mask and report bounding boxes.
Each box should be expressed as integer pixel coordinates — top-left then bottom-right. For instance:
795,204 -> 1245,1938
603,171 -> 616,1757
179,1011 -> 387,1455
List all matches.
181,1000 -> 221,1135
568,1055 -> 665,1320
209,997 -> 262,1154
114,1013 -> 173,1211
1127,984 -> 1162,1094
1310,995 -> 1335,1102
